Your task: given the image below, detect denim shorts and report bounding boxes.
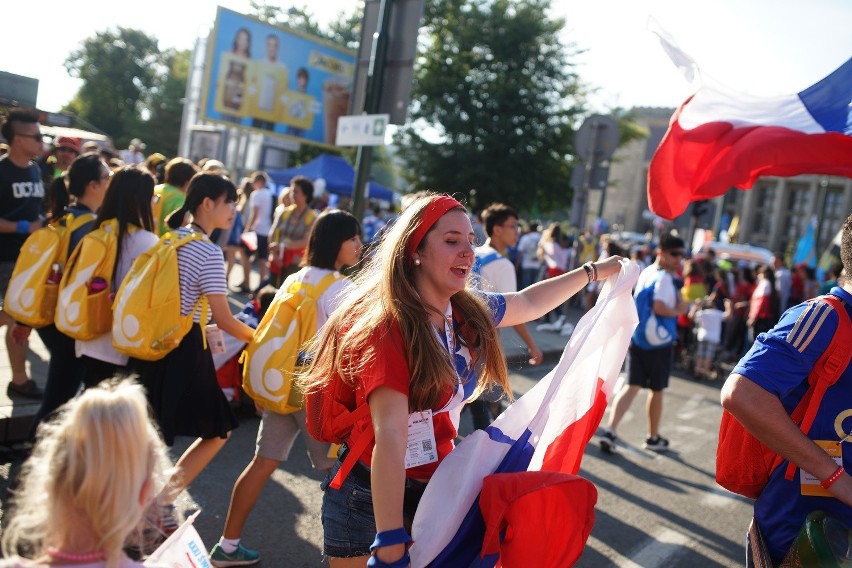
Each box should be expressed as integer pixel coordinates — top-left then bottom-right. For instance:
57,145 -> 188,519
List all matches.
321,460 -> 377,558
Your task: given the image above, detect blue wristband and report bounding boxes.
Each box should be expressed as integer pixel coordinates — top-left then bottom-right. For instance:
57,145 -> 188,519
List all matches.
369,528 -> 413,552
16,220 -> 29,234
367,549 -> 410,568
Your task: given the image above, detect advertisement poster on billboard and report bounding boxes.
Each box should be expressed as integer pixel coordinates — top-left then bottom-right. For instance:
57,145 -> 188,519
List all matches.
201,7 -> 356,149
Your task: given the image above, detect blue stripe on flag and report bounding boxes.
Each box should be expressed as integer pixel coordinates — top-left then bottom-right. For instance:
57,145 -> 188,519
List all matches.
425,429 -> 537,567
797,57 -> 852,134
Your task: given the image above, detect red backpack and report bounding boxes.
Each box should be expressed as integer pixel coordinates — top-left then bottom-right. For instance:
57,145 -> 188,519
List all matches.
306,312 -> 479,490
305,370 -> 372,490
716,295 -> 852,499
304,320 -> 406,490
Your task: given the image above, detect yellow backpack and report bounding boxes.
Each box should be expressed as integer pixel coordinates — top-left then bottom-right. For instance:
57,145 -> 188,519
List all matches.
55,220 -> 129,341
152,184 -> 167,234
4,212 -> 95,328
112,231 -> 209,361
241,271 -> 341,414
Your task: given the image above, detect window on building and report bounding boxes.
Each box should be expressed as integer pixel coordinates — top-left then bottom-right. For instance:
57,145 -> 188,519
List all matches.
750,184 -> 776,246
779,183 -> 813,253
818,184 -> 845,251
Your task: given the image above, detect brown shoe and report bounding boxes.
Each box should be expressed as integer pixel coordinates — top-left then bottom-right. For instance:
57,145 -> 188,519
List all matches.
7,379 -> 43,400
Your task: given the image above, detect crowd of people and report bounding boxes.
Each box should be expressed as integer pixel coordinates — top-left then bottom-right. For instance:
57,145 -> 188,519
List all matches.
2,106 -> 851,567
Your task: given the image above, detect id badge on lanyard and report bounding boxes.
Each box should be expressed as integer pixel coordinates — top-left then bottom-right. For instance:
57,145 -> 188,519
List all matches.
405,410 -> 438,469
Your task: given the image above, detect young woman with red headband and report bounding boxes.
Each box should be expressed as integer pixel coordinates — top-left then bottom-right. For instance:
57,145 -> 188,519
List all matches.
303,193 -> 622,567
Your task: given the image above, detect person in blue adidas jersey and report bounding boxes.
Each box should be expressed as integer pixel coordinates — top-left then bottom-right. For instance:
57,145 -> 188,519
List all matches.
470,203 -> 542,429
722,213 -> 852,565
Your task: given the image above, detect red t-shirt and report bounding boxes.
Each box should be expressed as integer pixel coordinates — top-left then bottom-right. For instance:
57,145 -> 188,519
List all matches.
348,322 -> 461,479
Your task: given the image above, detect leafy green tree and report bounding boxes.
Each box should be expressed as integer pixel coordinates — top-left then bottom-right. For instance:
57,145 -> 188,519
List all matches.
137,49 -> 191,157
395,0 -> 587,212
63,28 -> 164,148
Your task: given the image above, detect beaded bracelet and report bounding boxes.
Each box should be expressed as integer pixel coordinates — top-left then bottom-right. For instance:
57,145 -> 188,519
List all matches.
820,465 -> 844,489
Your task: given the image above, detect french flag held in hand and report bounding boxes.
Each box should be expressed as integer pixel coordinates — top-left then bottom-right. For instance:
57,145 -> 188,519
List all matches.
647,24 -> 852,220
410,261 -> 640,567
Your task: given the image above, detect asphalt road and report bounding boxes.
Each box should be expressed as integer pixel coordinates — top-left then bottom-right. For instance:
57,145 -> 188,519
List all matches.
0,360 -> 753,567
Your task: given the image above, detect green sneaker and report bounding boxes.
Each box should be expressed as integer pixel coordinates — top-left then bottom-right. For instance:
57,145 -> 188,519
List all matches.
209,543 -> 260,567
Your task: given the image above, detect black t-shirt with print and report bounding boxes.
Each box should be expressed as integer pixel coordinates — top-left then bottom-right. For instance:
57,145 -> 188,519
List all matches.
0,157 -> 44,262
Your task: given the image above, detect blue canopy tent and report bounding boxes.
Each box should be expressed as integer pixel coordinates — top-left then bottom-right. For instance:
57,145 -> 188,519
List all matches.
267,154 -> 395,201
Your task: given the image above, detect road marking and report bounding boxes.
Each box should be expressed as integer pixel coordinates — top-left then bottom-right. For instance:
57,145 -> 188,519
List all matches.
700,485 -> 752,507
629,526 -> 693,567
676,393 -> 711,420
587,527 -> 692,567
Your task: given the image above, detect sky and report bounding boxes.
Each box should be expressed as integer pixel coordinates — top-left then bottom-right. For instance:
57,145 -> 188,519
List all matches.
1,0 -> 850,115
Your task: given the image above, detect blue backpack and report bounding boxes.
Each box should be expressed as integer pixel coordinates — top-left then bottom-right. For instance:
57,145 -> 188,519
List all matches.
632,270 -> 676,350
472,251 -> 502,275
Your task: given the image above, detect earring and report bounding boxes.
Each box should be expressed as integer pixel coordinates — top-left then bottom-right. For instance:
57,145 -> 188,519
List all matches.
414,259 -> 421,266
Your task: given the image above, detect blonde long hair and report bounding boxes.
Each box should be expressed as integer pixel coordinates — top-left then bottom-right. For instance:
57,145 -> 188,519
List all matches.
2,379 -> 173,568
302,193 -> 510,411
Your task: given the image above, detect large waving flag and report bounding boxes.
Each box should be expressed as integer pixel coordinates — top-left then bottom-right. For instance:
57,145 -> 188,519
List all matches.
410,260 -> 640,568
647,23 -> 852,220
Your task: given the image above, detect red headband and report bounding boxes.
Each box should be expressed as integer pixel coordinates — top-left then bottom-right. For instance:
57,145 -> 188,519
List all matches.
406,195 -> 464,258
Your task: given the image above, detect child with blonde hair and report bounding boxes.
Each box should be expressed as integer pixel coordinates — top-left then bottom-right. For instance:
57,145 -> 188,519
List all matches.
1,379 -> 173,568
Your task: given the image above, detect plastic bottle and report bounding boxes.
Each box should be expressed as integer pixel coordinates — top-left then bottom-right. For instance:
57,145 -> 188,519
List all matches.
47,263 -> 62,285
89,277 -> 108,294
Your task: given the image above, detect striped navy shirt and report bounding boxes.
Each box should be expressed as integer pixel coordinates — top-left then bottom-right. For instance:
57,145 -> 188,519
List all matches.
174,228 -> 227,321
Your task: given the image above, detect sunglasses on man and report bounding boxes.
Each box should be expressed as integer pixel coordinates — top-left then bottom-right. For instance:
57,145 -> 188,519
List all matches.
17,132 -> 44,142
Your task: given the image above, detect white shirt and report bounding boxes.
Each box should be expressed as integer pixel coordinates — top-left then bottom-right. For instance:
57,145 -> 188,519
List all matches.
474,245 -> 517,293
119,149 -> 145,165
76,229 -> 159,365
541,240 -> 568,271
694,308 -> 725,343
775,266 -> 792,311
249,187 -> 273,236
635,264 -> 677,309
517,231 -> 542,269
275,266 -> 353,330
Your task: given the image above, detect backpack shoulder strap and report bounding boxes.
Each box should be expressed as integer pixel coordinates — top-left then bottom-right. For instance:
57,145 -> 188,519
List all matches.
67,212 -> 96,232
782,294 -> 852,480
473,251 -> 502,274
330,404 -> 373,490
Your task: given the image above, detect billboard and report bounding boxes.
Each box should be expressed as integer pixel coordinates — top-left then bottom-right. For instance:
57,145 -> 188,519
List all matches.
201,7 -> 356,149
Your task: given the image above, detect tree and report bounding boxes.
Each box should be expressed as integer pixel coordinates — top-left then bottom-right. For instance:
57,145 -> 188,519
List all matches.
63,28 -> 165,148
137,49 -> 191,158
395,0 -> 587,212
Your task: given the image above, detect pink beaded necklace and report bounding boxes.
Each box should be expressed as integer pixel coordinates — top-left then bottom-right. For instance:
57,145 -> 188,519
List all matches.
46,546 -> 107,563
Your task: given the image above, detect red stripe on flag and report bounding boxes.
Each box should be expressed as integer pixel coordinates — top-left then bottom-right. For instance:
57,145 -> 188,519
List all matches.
540,378 -> 609,474
647,99 -> 852,220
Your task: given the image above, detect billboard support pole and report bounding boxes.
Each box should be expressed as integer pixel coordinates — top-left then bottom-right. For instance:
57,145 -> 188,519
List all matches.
351,0 -> 392,223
